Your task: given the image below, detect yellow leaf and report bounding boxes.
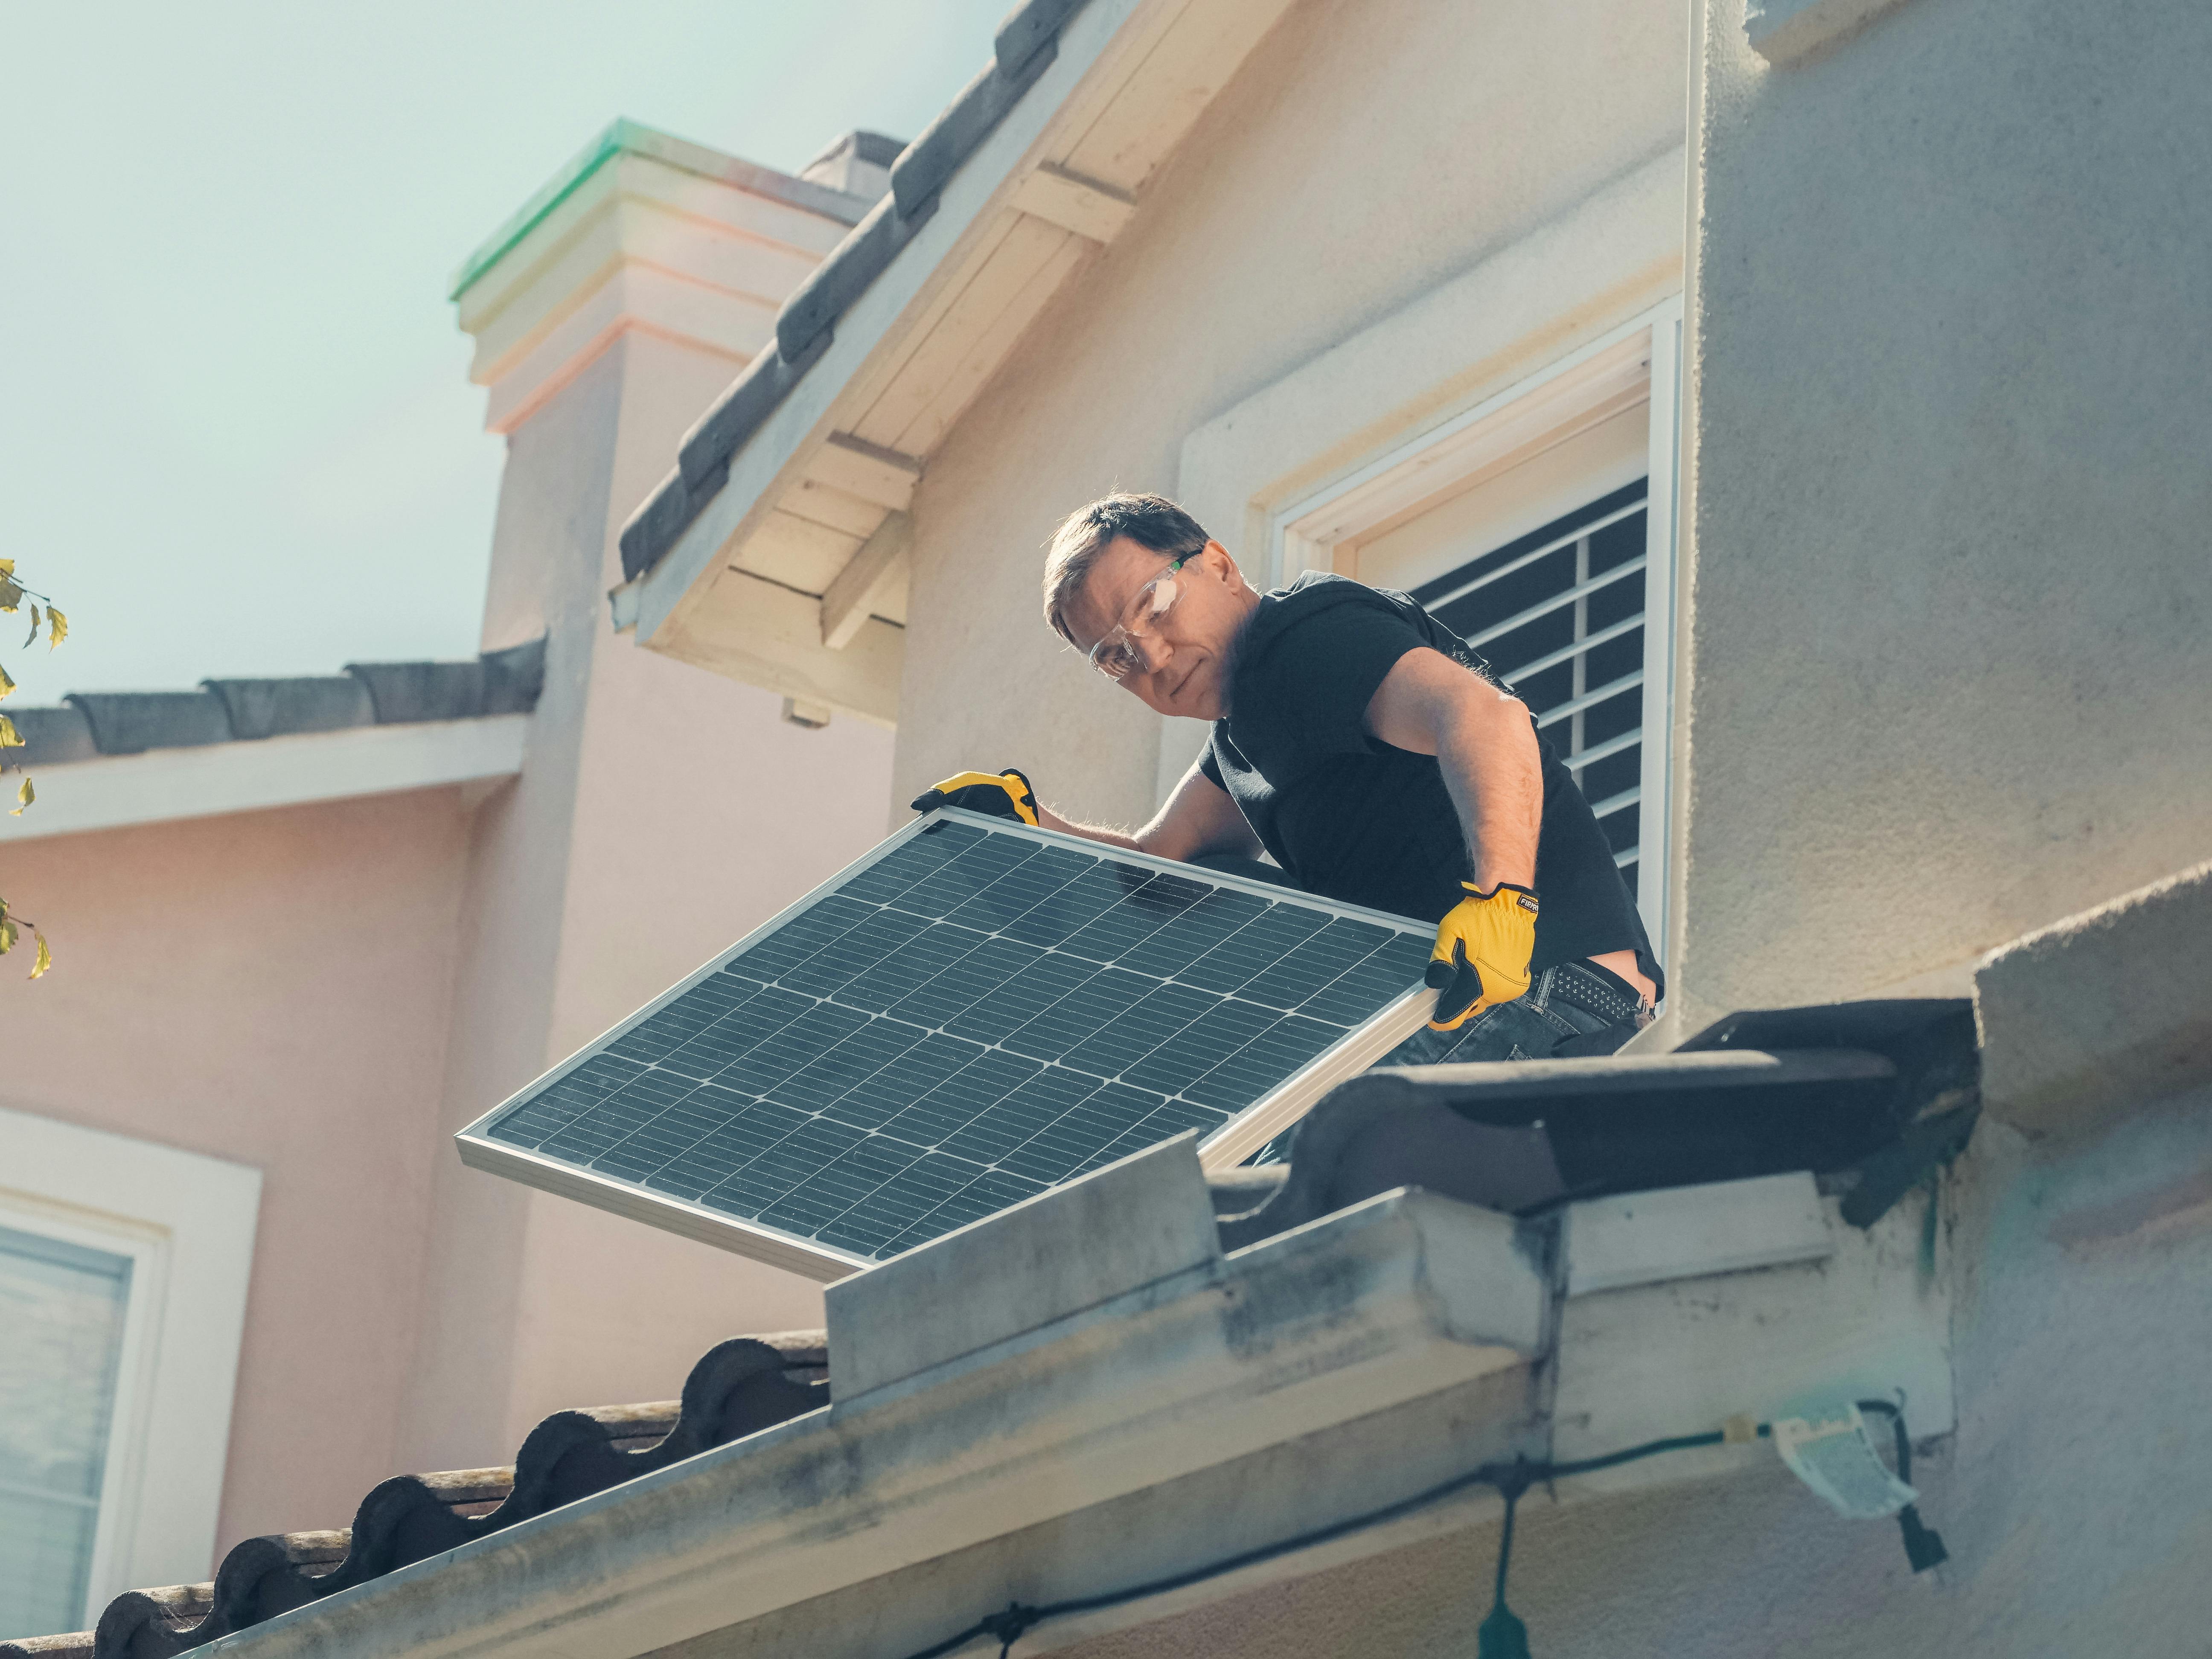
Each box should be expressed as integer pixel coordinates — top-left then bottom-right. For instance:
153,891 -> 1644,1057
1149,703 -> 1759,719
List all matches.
10,776 -> 31,816
0,661 -> 14,700
23,604 -> 37,648
46,607 -> 67,649
0,713 -> 20,748
30,931 -> 51,979
0,917 -> 15,955
0,558 -> 13,575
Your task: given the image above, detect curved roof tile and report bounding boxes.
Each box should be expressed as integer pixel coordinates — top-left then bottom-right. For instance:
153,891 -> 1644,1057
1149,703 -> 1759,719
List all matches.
6,637 -> 545,768
0,1333 -> 827,1659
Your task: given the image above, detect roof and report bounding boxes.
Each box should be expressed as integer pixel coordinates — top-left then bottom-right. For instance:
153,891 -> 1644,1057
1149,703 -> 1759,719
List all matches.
1,996 -> 1982,1659
614,0 -> 1089,582
0,1333 -> 827,1659
3,637 -> 546,768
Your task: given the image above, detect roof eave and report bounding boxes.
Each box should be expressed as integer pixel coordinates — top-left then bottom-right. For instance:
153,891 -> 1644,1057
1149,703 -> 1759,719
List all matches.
626,0 -> 1134,662
189,1141 -> 1952,1659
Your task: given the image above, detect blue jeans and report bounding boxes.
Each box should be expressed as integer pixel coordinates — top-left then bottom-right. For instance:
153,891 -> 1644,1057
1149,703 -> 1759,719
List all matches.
1381,958 -> 1651,1065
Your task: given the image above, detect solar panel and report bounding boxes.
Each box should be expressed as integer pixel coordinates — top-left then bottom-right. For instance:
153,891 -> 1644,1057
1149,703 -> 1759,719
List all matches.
456,808 -> 1436,1280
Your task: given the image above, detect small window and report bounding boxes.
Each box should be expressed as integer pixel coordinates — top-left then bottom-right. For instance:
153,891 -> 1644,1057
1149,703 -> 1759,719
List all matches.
0,1106 -> 260,1637
0,1225 -> 134,1637
1409,480 -> 1650,897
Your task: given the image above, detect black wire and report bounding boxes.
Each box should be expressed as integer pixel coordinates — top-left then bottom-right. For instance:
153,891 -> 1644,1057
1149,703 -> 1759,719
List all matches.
893,1423 -> 1772,1659
1857,1399 -> 1948,1573
1492,1484 -> 1519,1604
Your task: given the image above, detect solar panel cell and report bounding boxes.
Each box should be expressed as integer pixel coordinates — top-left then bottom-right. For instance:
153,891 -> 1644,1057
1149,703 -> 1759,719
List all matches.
941,949 -> 1096,1044
465,813 -> 1430,1272
488,1053 -> 645,1149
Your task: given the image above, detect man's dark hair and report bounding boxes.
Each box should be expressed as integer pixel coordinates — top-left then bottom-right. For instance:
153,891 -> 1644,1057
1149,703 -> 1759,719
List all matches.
1042,493 -> 1212,644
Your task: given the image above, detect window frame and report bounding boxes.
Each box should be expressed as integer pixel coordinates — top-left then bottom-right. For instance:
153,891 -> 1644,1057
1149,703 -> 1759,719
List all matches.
0,1105 -> 260,1627
1259,300 -> 1685,954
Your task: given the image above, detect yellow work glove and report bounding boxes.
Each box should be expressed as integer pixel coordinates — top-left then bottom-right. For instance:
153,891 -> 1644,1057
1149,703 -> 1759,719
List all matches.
1425,881 -> 1540,1031
909,767 -> 1040,826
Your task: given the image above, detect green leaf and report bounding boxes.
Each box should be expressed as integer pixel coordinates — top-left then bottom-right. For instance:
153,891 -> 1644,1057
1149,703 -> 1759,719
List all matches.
0,577 -> 21,612
10,775 -> 31,815
46,606 -> 67,649
30,930 -> 51,979
0,917 -> 15,955
23,603 -> 38,648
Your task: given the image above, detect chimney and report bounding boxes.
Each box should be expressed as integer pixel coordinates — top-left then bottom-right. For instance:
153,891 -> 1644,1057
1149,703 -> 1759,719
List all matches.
798,130 -> 905,203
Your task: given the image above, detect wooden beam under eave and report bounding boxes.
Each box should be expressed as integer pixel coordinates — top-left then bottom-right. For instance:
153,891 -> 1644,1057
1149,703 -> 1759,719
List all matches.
1009,163 -> 1136,244
821,512 -> 912,649
804,433 -> 924,512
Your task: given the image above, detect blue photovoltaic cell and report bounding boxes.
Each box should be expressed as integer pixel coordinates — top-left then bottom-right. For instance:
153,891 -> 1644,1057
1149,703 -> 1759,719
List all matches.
486,818 -> 1430,1262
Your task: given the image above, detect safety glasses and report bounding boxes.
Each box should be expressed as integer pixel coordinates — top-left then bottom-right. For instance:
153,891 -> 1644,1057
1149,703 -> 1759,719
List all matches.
1086,558 -> 1187,682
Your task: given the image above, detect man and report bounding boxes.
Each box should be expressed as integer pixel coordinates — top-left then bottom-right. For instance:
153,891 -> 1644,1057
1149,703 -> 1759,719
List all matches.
914,493 -> 1659,1063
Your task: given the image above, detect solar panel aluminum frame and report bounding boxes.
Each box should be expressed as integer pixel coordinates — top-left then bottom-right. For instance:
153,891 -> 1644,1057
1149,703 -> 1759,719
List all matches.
454,807 -> 1438,1282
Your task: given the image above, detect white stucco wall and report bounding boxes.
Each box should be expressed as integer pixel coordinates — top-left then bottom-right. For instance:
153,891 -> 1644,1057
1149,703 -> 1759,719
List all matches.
1668,0 -> 2212,1022
1051,1080 -> 2212,1658
895,0 -> 1690,829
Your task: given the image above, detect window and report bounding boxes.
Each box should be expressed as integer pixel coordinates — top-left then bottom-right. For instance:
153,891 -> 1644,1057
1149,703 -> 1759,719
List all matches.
0,1107 -> 259,1637
1267,304 -> 1683,948
1404,480 -> 1650,896
0,1226 -> 134,1636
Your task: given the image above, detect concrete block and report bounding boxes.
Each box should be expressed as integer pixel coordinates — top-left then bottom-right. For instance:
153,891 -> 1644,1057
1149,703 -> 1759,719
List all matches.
1563,1171 -> 1831,1297
826,1132 -> 1219,1400
1976,859 -> 2212,1138
1744,0 -> 1915,63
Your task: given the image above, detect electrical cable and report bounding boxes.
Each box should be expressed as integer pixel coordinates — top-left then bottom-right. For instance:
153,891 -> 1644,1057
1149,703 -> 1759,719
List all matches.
894,1420 -> 1784,1659
1857,1399 -> 1950,1572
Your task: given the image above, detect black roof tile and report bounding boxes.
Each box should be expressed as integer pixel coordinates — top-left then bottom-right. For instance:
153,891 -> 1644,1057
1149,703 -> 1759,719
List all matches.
888,36 -> 1059,221
0,1335 -> 828,1659
772,193 -> 935,366
7,705 -> 97,767
201,677 -> 374,742
64,691 -> 232,756
995,0 -> 1087,78
6,637 -> 547,767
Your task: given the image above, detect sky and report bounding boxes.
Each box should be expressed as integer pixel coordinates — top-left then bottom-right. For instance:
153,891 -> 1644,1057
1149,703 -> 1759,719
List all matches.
0,0 -> 1012,701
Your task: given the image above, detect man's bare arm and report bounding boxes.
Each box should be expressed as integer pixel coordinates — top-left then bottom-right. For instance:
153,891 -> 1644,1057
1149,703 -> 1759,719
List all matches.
1036,758 -> 1262,863
1363,647 -> 1541,892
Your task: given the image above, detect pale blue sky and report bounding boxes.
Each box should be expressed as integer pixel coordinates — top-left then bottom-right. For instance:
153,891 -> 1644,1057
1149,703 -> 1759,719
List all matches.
0,0 -> 1009,699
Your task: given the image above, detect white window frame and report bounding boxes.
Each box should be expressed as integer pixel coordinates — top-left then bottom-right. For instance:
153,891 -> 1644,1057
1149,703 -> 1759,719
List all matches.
1257,299 -> 1685,954
0,1105 -> 260,1626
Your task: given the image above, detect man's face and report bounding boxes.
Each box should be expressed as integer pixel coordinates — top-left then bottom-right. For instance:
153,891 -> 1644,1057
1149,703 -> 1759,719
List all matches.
1065,536 -> 1252,720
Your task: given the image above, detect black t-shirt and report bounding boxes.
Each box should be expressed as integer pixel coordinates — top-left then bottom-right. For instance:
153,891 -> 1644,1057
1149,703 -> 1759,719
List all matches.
1199,572 -> 1661,993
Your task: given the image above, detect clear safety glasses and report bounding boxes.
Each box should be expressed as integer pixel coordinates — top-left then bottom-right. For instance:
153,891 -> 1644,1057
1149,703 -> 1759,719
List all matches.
1086,558 -> 1188,682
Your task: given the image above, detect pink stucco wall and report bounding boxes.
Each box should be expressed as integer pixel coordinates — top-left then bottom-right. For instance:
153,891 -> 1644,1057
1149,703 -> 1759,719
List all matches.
0,343 -> 899,1580
0,787 -> 469,1549
0,208 -> 898,1575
